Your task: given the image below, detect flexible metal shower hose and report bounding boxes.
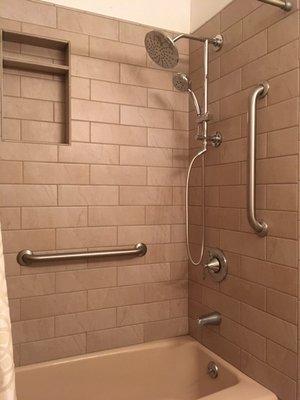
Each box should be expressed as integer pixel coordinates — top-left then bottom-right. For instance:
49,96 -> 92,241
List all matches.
185,147 -> 206,266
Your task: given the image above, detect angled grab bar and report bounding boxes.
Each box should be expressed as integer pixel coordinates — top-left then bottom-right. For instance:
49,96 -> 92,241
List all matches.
17,243 -> 147,266
247,82 -> 269,237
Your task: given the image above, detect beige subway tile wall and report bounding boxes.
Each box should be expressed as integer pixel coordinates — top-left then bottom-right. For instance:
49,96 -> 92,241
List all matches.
0,0 -> 189,366
188,2 -> 299,400
2,1 -> 300,399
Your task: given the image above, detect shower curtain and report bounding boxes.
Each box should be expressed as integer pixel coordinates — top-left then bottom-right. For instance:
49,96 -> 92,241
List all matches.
0,227 -> 16,400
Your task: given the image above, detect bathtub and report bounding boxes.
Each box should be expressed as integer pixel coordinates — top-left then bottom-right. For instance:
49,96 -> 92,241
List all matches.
16,336 -> 276,400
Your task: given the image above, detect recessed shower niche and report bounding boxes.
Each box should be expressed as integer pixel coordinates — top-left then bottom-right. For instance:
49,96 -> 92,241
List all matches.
0,30 -> 71,144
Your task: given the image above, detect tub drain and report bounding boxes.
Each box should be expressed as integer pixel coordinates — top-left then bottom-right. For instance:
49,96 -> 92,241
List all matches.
207,361 -> 219,379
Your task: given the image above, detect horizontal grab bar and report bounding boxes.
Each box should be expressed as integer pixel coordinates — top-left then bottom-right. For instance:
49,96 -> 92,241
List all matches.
247,82 -> 269,237
17,243 -> 147,266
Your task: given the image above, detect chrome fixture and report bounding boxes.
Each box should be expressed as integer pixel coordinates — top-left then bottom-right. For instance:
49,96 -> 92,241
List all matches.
173,73 -> 201,116
172,73 -> 222,148
209,132 -> 222,148
17,243 -> 147,266
258,0 -> 292,11
144,30 -> 224,271
144,30 -> 223,146
203,248 -> 228,282
144,31 -> 223,69
207,362 -> 219,379
183,40 -> 222,266
248,82 -> 269,237
197,312 -> 222,327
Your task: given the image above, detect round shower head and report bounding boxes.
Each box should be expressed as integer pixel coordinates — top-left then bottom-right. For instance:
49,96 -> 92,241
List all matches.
144,30 -> 179,69
172,73 -> 190,92
173,73 -> 201,116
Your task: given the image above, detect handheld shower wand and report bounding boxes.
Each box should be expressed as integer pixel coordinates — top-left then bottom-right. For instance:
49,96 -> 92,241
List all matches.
172,73 -> 201,117
172,72 -> 206,265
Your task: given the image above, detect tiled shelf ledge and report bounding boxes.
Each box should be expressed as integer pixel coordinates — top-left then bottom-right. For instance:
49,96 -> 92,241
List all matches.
3,55 -> 69,75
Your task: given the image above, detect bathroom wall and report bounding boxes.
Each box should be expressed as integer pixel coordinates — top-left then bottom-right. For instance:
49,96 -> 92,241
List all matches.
2,1 -> 300,398
190,0 -> 233,32
40,0 -> 233,34
188,1 -> 299,400
39,0 -> 192,33
0,0 -> 189,365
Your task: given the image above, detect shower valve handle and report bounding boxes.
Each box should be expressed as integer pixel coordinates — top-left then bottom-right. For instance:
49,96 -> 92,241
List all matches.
202,249 -> 228,282
203,256 -> 221,279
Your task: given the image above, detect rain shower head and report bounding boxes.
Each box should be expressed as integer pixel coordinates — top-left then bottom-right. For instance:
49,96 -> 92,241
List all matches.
144,30 -> 223,69
173,73 -> 201,116
144,30 -> 179,69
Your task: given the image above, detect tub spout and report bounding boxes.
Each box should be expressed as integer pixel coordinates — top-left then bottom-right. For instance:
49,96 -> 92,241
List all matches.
197,312 -> 221,327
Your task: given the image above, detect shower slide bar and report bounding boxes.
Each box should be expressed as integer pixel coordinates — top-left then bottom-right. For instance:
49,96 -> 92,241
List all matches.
258,0 -> 292,11
17,243 -> 147,266
247,82 -> 269,237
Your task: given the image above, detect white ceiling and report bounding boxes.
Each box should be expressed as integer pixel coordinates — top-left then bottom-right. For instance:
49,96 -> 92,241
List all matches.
41,0 -> 233,33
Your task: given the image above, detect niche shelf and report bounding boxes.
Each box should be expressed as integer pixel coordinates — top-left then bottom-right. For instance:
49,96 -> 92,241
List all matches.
0,30 -> 71,144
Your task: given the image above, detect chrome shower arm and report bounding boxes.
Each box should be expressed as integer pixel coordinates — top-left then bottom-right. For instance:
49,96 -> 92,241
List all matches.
173,33 -> 215,44
173,34 -> 223,50
258,0 -> 292,11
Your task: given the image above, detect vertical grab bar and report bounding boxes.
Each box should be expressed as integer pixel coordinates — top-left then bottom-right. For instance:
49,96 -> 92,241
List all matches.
247,82 -> 269,237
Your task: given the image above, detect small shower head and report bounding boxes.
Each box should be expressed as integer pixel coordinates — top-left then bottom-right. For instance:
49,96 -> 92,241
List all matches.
172,73 -> 190,92
173,73 -> 201,116
144,30 -> 179,69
